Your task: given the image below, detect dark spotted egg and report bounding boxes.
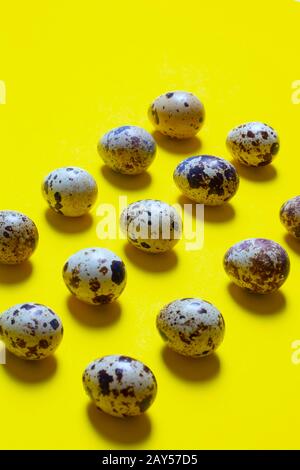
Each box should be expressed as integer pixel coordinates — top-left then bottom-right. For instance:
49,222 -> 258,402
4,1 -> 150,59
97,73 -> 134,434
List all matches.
224,238 -> 290,294
42,167 -> 98,217
226,122 -> 279,167
0,303 -> 63,360
157,298 -> 225,357
280,196 -> 300,238
0,210 -> 38,264
83,355 -> 157,417
148,91 -> 205,139
120,199 -> 182,253
63,248 -> 127,305
98,125 -> 156,175
173,155 -> 239,205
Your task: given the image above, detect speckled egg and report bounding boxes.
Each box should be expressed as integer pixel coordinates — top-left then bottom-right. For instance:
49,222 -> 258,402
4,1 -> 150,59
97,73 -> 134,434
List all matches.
0,303 -> 63,360
280,196 -> 300,238
157,298 -> 225,357
173,155 -> 239,205
98,126 -> 156,175
226,122 -> 279,167
148,91 -> 205,139
63,247 -> 126,305
83,355 -> 157,417
42,167 -> 98,217
0,211 -> 38,264
120,199 -> 182,253
224,238 -> 290,294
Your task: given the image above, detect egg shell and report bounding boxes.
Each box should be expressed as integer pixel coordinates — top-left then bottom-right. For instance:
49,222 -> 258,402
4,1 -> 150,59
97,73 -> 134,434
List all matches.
0,210 -> 38,264
120,199 -> 182,253
226,122 -> 279,167
173,155 -> 239,205
83,355 -> 157,417
42,167 -> 98,217
148,91 -> 205,139
280,196 -> 300,238
224,238 -> 290,294
98,125 -> 156,175
0,303 -> 63,360
63,247 -> 127,305
157,298 -> 225,357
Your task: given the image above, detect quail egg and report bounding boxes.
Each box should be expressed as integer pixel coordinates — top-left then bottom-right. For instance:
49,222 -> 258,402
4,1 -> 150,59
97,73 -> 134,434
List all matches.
157,298 -> 225,357
98,125 -> 156,175
226,122 -> 279,167
173,155 -> 239,205
0,303 -> 63,360
148,91 -> 205,139
0,210 -> 38,264
120,199 -> 182,253
63,247 -> 127,305
280,196 -> 300,238
83,355 -> 157,417
224,238 -> 290,294
42,167 -> 98,217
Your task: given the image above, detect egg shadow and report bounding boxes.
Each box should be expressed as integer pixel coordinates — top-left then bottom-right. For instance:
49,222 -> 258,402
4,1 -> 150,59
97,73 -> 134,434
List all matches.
67,295 -> 121,327
124,243 -> 178,272
162,346 -> 220,381
284,234 -> 300,255
227,282 -> 286,315
231,160 -> 277,182
177,195 -> 235,223
100,165 -> 151,190
204,204 -> 235,223
3,352 -> 57,383
0,260 -> 33,283
87,403 -> 151,444
45,208 -> 93,233
152,131 -> 202,155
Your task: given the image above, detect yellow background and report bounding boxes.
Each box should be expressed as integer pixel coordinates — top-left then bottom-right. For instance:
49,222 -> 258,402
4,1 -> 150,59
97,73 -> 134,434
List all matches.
0,0 -> 300,450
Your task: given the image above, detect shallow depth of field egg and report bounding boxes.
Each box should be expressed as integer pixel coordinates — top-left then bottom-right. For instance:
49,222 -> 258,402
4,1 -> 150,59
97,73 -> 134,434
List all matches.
42,167 -> 98,217
224,238 -> 290,294
226,122 -> 279,167
83,355 -> 157,417
98,125 -> 156,175
280,196 -> 300,238
0,210 -> 38,264
173,155 -> 239,205
120,199 -> 182,253
63,247 -> 127,305
0,303 -> 63,360
148,91 -> 205,139
157,298 -> 225,357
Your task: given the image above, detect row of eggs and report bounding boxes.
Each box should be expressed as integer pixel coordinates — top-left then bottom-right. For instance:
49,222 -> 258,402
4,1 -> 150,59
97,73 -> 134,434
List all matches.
0,295 -> 224,417
0,90 -> 298,419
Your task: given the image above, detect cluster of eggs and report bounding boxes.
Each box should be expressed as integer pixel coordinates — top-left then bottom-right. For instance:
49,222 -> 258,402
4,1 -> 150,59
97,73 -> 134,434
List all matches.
0,89 -> 298,418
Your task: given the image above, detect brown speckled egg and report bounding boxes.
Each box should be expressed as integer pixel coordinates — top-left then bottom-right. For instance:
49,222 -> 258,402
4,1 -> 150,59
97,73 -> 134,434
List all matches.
98,126 -> 156,175
157,298 -> 225,357
226,122 -> 279,167
173,155 -> 239,205
0,211 -> 38,264
83,355 -> 157,417
42,167 -> 98,217
63,248 -> 126,305
148,91 -> 205,139
224,238 -> 290,294
0,303 -> 63,360
120,199 -> 182,253
280,196 -> 300,238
